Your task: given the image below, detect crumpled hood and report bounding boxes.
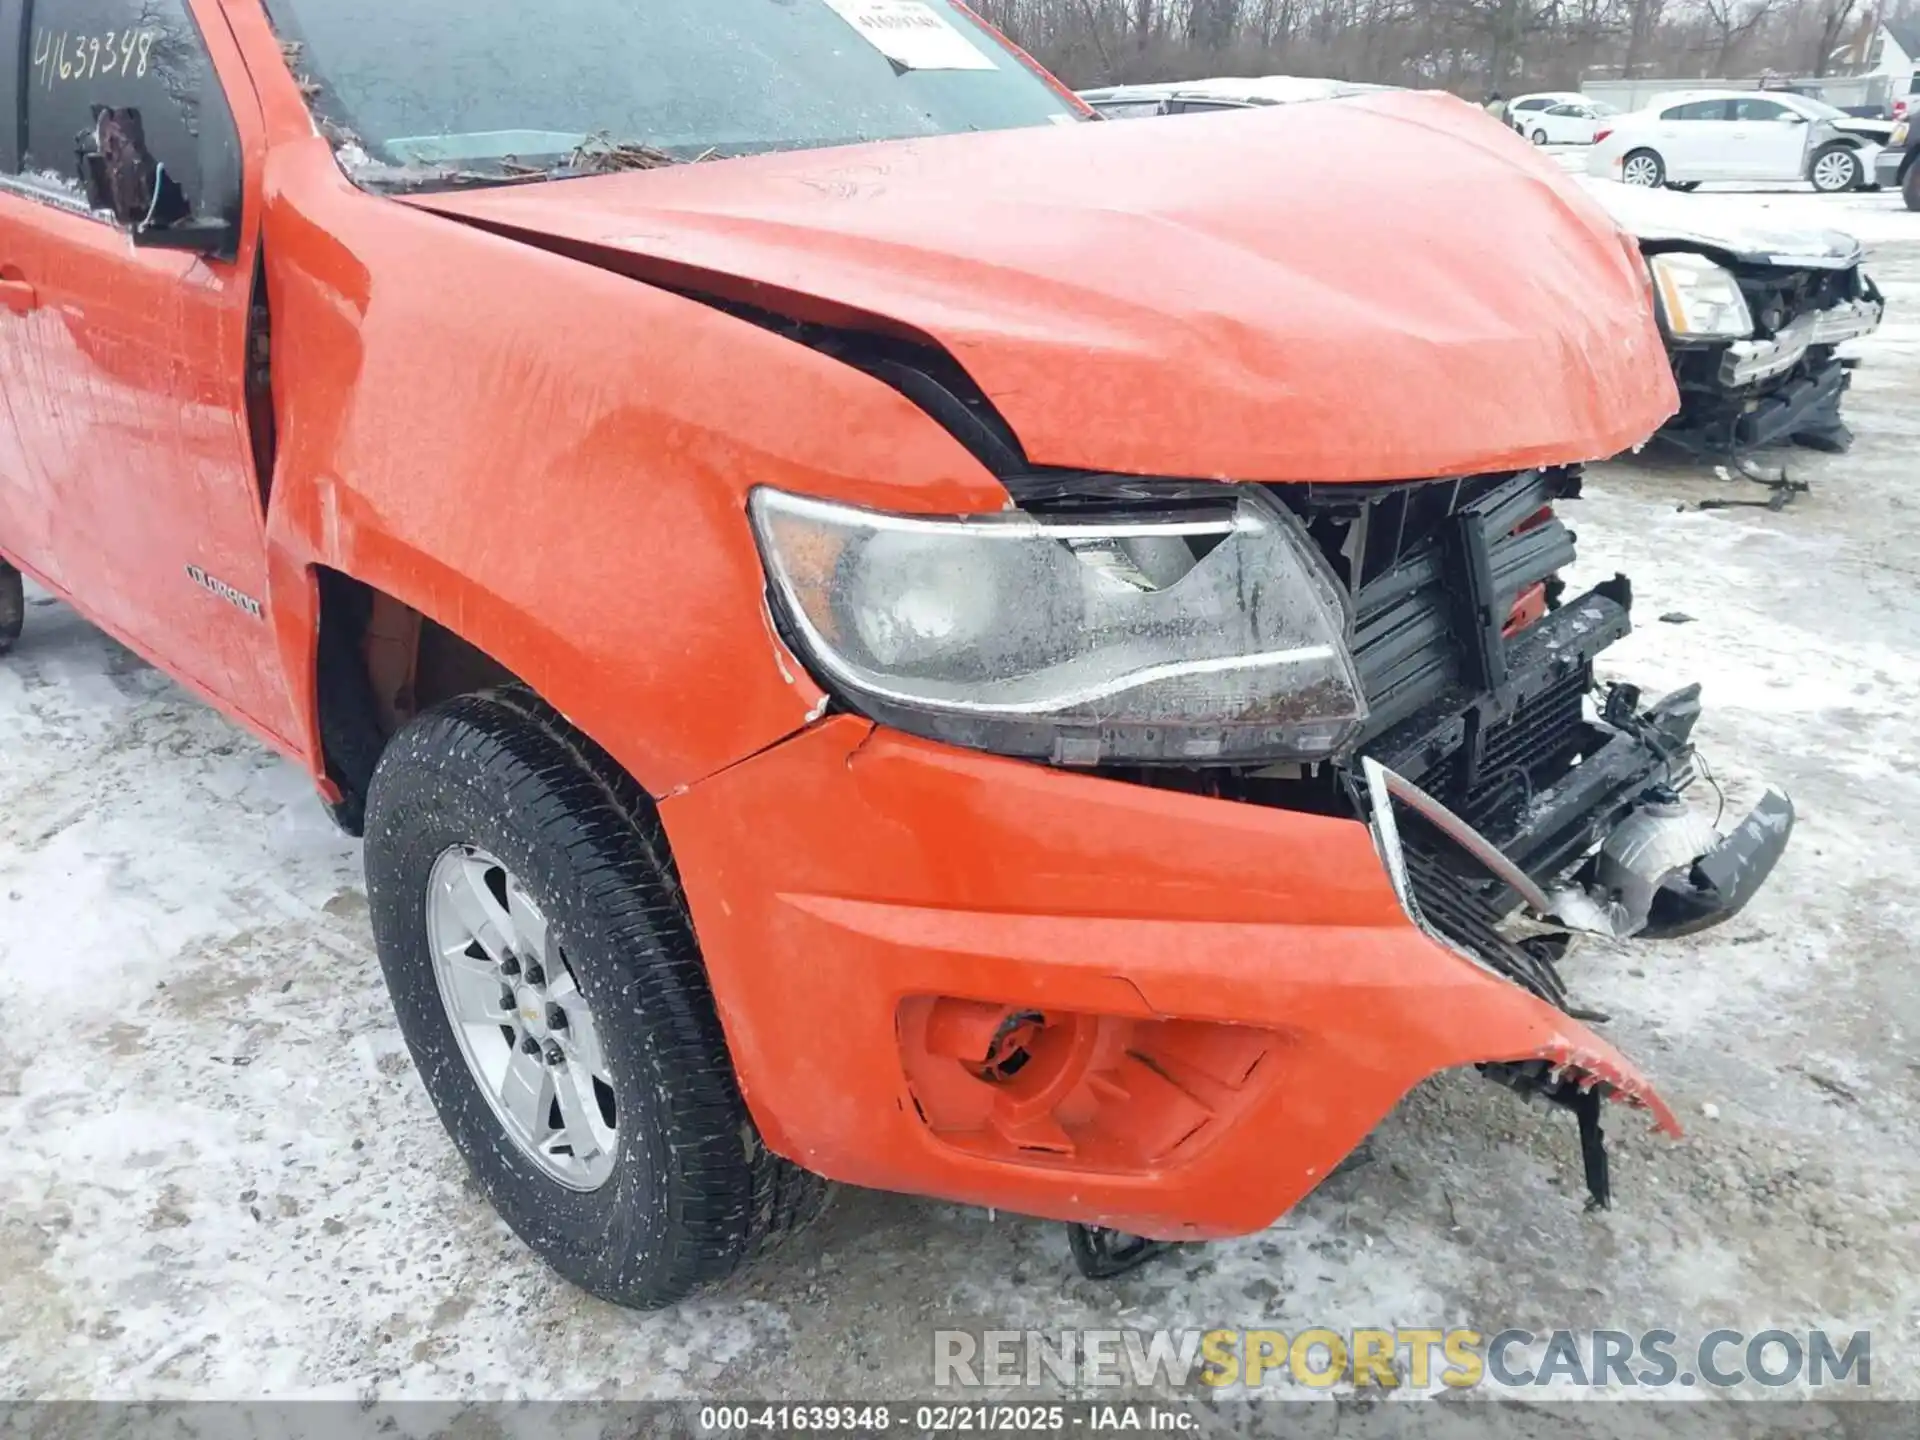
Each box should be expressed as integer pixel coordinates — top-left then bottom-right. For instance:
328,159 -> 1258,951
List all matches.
1578,177 -> 1866,270
413,91 -> 1676,483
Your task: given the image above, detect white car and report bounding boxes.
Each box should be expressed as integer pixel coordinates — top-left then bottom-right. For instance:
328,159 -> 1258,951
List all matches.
1506,91 -> 1586,133
1515,99 -> 1618,146
1587,89 -> 1882,191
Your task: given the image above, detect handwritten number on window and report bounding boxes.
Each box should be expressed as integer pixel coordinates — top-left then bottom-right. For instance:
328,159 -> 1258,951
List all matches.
31,25 -> 159,90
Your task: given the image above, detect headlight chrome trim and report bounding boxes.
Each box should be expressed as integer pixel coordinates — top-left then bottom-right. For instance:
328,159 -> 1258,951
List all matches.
750,484 -> 1369,767
1648,252 -> 1754,342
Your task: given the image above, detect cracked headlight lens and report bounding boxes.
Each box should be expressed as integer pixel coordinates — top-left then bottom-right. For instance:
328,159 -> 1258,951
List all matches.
1649,252 -> 1754,340
750,486 -> 1366,766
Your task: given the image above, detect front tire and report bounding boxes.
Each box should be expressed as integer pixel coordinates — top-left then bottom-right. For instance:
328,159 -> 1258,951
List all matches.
1810,144 -> 1862,193
1903,160 -> 1920,211
364,688 -> 825,1309
1622,149 -> 1665,187
1665,180 -> 1701,192
0,562 -> 21,655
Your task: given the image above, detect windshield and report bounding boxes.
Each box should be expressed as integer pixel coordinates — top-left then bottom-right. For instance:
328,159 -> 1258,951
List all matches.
1790,96 -> 1848,120
264,0 -> 1081,189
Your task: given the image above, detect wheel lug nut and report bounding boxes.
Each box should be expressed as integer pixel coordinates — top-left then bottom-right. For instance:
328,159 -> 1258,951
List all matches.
500,953 -> 520,978
545,1003 -> 567,1031
544,1041 -> 565,1066
523,963 -> 546,988
520,1033 -> 542,1056
499,986 -> 517,1013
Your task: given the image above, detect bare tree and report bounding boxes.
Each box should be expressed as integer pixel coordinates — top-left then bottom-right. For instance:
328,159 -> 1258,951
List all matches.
1700,0 -> 1777,73
1808,0 -> 1860,72
975,0 -> 1890,97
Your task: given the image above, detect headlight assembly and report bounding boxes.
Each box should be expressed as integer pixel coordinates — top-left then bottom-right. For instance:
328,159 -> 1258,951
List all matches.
1648,252 -> 1754,340
749,487 -> 1367,766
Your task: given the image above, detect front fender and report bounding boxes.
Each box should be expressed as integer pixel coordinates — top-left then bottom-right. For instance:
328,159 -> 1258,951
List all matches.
255,136 -> 1008,798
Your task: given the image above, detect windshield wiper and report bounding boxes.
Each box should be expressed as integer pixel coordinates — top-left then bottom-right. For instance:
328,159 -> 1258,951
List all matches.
338,154 -> 552,196
342,136 -> 713,195
505,136 -> 719,182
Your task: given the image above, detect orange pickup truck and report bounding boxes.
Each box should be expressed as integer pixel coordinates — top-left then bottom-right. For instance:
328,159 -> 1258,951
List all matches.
0,0 -> 1791,1306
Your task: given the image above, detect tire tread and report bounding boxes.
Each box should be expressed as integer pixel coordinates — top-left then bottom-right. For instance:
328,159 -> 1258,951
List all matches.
364,686 -> 824,1308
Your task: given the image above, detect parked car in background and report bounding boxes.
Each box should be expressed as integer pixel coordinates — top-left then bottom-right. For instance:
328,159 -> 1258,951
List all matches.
1588,90 -> 1883,191
1516,98 -> 1618,145
1507,90 -> 1587,132
1581,179 -> 1883,454
1875,115 -> 1920,208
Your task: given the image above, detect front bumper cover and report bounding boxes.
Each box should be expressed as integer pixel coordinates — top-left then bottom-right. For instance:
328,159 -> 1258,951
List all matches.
1717,289 -> 1883,388
1641,787 -> 1795,938
661,715 -> 1712,1240
1660,274 -> 1882,457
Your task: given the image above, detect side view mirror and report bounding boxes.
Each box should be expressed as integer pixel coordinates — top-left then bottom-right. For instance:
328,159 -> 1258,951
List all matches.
1783,112 -> 1809,124
77,105 -> 239,260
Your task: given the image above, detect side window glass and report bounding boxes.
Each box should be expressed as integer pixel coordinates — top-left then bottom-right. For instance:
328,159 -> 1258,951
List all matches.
1731,98 -> 1787,122
1664,100 -> 1728,121
0,1 -> 20,171
21,0 -> 238,227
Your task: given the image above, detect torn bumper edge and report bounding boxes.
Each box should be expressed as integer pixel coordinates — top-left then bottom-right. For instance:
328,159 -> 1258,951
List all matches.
1640,786 -> 1794,939
1363,754 -> 1684,1138
1718,288 -> 1883,388
1362,743 -> 1791,945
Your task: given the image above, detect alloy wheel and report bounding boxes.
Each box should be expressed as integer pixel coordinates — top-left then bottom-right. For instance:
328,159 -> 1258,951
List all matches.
1812,150 -> 1857,192
426,845 -> 618,1190
1622,154 -> 1661,186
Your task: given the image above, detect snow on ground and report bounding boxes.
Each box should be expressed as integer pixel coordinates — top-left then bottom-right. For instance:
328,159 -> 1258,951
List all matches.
3,193 -> 1920,1405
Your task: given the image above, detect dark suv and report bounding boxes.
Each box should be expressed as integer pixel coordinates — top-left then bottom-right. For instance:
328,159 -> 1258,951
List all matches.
1877,113 -> 1920,209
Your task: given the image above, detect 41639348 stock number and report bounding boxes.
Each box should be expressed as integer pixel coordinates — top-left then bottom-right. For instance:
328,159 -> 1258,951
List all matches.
31,25 -> 160,90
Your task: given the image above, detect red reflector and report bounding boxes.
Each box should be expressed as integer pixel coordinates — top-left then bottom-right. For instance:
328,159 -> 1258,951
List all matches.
1593,126 -> 1613,144
1504,582 -> 1549,637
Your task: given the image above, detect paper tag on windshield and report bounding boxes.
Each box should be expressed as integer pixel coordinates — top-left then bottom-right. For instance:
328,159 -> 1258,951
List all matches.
819,0 -> 998,71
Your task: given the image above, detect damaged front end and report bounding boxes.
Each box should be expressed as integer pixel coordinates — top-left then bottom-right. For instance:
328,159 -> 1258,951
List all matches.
1035,465 -> 1792,1211
673,452 -> 1779,1273
1294,468 -> 1791,1199
1645,240 -> 1882,458
1577,178 -> 1883,463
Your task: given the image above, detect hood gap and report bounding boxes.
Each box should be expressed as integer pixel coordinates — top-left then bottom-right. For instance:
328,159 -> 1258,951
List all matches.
416,205 -> 1031,480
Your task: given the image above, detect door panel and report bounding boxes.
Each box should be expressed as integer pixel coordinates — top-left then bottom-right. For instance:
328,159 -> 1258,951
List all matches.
1689,119 -> 1746,178
0,0 -> 296,741
1727,98 -> 1810,178
1654,100 -> 1733,178
1649,112 -> 1698,175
